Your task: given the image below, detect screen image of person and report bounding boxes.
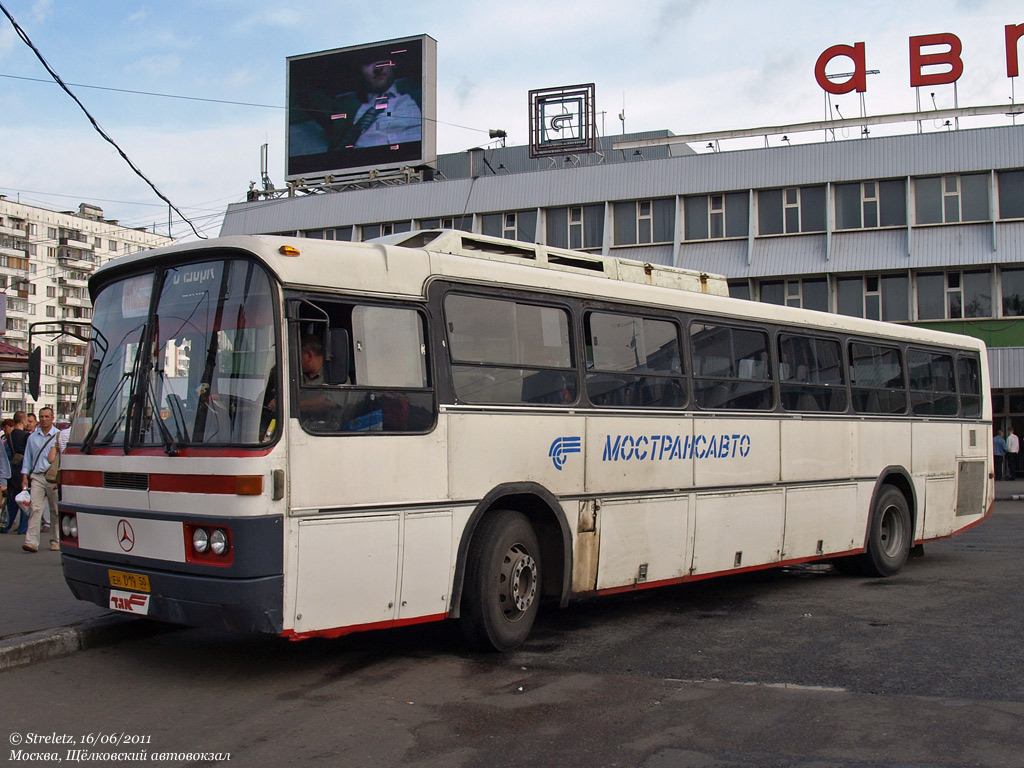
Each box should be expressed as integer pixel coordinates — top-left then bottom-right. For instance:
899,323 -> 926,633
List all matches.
289,52 -> 422,159
337,58 -> 421,149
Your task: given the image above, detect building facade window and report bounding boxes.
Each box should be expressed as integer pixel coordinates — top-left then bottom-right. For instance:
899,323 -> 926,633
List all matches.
481,210 -> 538,242
1002,268 -> 1024,316
757,186 -> 826,235
834,180 -> 906,229
546,205 -> 603,250
759,278 -> 828,312
684,192 -> 748,240
917,270 -> 992,319
915,174 -> 989,224
998,170 -> 1024,220
418,216 -> 471,232
613,198 -> 674,245
836,274 -> 909,322
728,281 -> 751,301
303,227 -> 353,241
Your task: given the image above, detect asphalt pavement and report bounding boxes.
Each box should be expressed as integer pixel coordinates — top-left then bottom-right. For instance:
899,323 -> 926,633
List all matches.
2,478 -> 1023,672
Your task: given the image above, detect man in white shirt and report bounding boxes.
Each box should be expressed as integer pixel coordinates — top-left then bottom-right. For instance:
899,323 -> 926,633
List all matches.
1006,426 -> 1019,480
341,60 -> 421,149
21,407 -> 60,553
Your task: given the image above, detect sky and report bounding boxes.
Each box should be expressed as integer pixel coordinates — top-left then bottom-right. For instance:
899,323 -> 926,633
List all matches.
0,0 -> 1021,241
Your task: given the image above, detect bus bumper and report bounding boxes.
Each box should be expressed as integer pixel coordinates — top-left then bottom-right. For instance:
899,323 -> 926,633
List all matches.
62,553 -> 284,634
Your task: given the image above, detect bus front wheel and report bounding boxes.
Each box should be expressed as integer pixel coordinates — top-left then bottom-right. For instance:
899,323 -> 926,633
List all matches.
461,510 -> 541,652
859,486 -> 912,577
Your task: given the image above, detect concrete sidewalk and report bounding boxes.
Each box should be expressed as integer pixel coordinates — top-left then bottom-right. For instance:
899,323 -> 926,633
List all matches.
1,477 -> 1022,672
0,524 -> 165,671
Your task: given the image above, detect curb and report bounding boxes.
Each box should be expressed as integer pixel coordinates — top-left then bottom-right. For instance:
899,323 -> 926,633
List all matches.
0,614 -> 176,672
998,495 -> 1024,502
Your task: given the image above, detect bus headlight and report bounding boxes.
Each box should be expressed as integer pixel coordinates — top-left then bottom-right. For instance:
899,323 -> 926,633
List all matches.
210,529 -> 229,556
184,523 -> 234,566
60,513 -> 78,539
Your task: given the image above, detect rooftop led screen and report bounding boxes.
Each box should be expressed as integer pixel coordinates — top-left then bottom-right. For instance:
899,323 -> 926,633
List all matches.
286,35 -> 437,180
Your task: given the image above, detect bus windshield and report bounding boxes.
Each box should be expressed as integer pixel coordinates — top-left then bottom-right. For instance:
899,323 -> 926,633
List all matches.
71,257 -> 279,450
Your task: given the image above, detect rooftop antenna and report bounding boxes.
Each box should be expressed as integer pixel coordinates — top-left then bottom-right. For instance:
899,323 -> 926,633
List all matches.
618,94 -> 626,135
260,143 -> 274,191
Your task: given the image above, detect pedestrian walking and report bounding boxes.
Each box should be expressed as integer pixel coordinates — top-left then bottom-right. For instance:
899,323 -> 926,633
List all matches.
1006,427 -> 1019,480
994,429 -> 1008,482
21,407 -> 60,553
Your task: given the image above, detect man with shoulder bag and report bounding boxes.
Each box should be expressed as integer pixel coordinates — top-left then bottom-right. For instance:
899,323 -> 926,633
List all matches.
22,407 -> 60,553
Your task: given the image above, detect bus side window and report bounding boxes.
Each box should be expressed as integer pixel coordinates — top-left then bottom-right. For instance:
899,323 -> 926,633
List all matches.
690,322 -> 773,411
849,342 -> 906,415
295,304 -> 433,434
584,311 -> 685,408
779,333 -> 846,413
908,349 -> 957,416
444,293 -> 576,405
958,355 -> 982,417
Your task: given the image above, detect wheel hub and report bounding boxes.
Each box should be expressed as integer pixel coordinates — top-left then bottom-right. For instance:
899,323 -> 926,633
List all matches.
500,544 -> 537,620
879,504 -> 905,557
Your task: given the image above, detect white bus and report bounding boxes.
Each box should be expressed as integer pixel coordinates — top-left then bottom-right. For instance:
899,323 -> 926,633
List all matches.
56,231 -> 993,651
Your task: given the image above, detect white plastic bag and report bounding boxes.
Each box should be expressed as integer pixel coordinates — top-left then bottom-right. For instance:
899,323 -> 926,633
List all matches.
15,489 -> 31,511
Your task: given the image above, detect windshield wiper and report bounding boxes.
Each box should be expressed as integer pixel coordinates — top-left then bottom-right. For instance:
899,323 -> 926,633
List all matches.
81,368 -> 132,454
147,371 -> 185,456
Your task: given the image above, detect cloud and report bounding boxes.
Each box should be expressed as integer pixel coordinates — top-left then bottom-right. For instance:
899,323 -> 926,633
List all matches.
454,76 -> 476,110
29,0 -> 53,23
124,54 -> 183,79
649,0 -> 712,45
234,8 -> 306,32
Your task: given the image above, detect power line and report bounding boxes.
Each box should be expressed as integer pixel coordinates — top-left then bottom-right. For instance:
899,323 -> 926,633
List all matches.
0,72 -> 283,111
0,73 -> 492,135
0,2 -> 205,239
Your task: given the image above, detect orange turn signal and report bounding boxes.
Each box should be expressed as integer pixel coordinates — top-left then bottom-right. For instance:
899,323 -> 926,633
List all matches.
235,475 -> 264,495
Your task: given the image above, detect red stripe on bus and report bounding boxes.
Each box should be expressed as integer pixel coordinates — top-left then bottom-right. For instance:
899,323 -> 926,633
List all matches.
592,549 -> 866,596
60,470 -> 251,495
60,470 -> 104,487
914,499 -> 995,543
281,612 -> 449,641
63,446 -> 274,458
150,475 -> 238,494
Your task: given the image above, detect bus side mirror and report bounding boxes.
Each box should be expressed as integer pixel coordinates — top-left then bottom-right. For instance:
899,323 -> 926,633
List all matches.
28,347 -> 41,401
325,329 -> 350,385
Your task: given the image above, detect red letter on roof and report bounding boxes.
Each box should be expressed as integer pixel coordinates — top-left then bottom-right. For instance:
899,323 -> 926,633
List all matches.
909,33 -> 964,87
815,43 -> 867,94
1007,24 -> 1024,78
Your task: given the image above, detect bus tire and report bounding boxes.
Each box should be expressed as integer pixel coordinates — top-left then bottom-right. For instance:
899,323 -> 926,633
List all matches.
859,486 -> 912,577
460,510 -> 541,652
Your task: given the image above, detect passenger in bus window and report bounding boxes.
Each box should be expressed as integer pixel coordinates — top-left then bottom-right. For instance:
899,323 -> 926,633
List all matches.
301,335 -> 324,385
297,334 -> 339,427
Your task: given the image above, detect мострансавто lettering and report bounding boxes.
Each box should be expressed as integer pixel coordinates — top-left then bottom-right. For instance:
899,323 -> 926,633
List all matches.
601,433 -> 751,462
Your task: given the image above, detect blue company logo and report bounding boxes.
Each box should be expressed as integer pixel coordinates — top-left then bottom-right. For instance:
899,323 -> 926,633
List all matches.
549,436 -> 582,470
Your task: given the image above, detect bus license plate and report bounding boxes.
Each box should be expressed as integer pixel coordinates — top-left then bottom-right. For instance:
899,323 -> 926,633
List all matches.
108,569 -> 151,593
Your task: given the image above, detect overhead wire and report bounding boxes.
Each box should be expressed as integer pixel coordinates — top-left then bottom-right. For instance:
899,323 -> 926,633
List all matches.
0,2 -> 206,239
0,72 -> 494,136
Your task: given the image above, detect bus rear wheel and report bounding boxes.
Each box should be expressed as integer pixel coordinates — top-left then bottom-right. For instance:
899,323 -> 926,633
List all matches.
461,510 -> 541,652
858,486 -> 912,577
